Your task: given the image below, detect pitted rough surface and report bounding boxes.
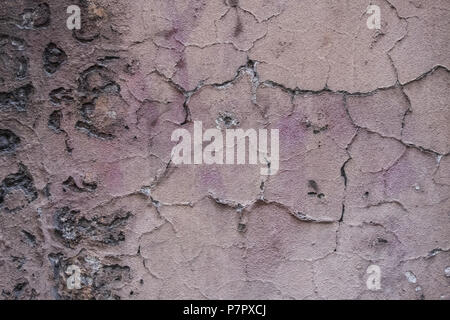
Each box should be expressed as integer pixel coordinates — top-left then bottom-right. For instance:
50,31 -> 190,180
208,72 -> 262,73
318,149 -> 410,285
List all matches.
0,0 -> 449,300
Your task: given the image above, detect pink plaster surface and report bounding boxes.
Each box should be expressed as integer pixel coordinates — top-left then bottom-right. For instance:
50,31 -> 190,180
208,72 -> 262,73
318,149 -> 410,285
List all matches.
0,0 -> 449,300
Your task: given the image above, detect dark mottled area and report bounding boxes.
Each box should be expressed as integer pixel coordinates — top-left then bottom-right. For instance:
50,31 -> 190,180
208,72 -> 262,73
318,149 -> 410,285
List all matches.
43,43 -> 67,74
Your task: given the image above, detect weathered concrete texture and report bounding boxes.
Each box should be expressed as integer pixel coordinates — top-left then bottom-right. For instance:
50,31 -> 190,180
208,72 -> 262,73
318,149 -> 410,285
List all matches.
0,0 -> 449,300
249,0 -> 406,92
387,0 -> 450,85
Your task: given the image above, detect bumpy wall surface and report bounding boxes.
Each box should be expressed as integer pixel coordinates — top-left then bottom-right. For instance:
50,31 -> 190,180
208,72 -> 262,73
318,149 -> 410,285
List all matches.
0,0 -> 449,300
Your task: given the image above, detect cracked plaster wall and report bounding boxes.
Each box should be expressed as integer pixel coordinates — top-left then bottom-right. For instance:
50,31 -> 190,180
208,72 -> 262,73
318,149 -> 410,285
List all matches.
0,0 -> 449,300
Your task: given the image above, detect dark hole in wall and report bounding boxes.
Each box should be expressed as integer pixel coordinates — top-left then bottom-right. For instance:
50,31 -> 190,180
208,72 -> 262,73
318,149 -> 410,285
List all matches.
43,43 -> 67,74
0,84 -> 34,111
0,129 -> 21,153
48,110 -> 62,132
